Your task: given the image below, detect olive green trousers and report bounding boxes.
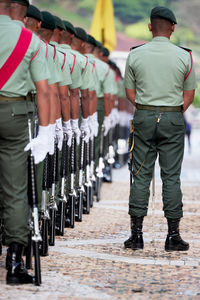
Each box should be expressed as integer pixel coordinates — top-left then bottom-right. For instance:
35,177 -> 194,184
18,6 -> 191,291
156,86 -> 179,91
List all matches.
129,109 -> 185,219
0,101 -> 34,246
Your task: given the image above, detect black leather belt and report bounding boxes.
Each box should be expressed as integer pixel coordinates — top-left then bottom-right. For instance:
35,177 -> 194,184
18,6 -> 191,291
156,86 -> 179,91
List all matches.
136,103 -> 183,112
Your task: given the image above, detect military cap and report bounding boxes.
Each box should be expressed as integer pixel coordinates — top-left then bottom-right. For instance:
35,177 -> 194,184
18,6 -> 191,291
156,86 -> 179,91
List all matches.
54,16 -> 65,31
150,6 -> 177,24
87,34 -> 96,47
63,20 -> 76,35
75,27 -> 88,42
95,40 -> 103,49
100,47 -> 110,57
11,0 -> 29,7
26,5 -> 43,22
41,11 -> 56,30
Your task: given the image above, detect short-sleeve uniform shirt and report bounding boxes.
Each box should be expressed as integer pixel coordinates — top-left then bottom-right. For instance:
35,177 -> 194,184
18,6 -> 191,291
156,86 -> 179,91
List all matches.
0,16 -> 49,97
125,37 -> 197,106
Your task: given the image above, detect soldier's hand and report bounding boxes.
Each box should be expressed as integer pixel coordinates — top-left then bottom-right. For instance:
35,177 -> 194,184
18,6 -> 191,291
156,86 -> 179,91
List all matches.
71,119 -> 81,145
80,117 -> 90,143
90,112 -> 99,138
63,120 -> 73,147
56,118 -> 64,151
48,123 -> 56,155
111,108 -> 119,128
103,115 -> 112,136
24,125 -> 49,164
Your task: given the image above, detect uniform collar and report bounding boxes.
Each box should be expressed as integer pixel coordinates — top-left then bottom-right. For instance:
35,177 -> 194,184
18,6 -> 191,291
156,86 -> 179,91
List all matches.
152,36 -> 170,42
50,41 -> 58,46
13,20 -> 25,27
86,53 -> 95,58
59,44 -> 71,50
0,15 -> 11,21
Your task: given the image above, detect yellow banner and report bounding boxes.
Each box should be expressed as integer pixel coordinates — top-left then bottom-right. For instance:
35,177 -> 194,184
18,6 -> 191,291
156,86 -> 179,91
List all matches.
90,0 -> 116,51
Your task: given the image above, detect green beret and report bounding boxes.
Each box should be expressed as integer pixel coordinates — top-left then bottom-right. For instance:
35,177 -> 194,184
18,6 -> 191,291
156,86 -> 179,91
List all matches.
54,16 -> 65,31
75,27 -> 88,42
26,5 -> 43,22
63,20 -> 76,35
87,34 -> 96,47
100,47 -> 110,57
95,40 -> 102,49
150,6 -> 177,24
41,11 -> 56,30
11,0 -> 29,7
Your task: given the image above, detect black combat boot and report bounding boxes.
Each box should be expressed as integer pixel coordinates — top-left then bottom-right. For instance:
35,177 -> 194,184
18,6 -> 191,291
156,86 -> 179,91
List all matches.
124,216 -> 144,250
6,243 -> 33,285
165,218 -> 189,251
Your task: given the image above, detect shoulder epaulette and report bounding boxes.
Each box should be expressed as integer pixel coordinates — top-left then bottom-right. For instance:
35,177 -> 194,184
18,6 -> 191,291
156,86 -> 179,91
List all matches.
179,46 -> 192,53
130,44 -> 145,51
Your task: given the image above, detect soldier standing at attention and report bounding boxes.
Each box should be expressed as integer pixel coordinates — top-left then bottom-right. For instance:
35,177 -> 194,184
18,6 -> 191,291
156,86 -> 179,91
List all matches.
124,6 -> 196,252
0,0 -> 50,284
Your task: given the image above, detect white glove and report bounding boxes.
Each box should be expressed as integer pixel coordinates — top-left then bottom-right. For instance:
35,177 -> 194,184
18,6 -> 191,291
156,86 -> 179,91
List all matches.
103,115 -> 112,136
24,125 -> 49,164
111,108 -> 119,128
55,118 -> 63,151
80,117 -> 90,143
48,123 -> 56,155
90,112 -> 99,137
71,119 -> 81,145
118,111 -> 128,127
63,120 -> 73,147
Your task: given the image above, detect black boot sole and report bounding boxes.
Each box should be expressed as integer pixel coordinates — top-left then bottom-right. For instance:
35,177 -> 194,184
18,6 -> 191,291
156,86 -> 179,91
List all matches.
6,276 -> 33,285
165,245 -> 189,252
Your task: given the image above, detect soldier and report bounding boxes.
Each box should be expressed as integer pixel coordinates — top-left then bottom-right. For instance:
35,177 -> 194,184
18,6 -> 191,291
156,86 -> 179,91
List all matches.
124,6 -> 196,251
0,0 -> 50,284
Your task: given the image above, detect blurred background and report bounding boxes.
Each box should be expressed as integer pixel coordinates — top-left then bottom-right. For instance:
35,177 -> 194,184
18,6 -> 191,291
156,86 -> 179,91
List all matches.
32,0 -> 200,128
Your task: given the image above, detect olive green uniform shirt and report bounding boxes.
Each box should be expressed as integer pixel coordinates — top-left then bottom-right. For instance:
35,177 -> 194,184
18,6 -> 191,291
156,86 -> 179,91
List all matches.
125,37 -> 197,106
85,53 -> 98,92
93,58 -> 112,97
0,16 -> 49,97
57,44 -> 82,90
49,41 -> 72,87
70,49 -> 92,90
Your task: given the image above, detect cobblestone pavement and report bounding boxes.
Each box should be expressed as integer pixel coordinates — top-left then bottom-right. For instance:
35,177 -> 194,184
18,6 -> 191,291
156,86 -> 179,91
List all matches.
0,130 -> 200,300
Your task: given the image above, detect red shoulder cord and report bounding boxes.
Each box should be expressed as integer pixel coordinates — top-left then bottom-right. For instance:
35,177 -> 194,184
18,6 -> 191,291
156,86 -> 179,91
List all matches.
184,51 -> 193,81
70,54 -> 76,74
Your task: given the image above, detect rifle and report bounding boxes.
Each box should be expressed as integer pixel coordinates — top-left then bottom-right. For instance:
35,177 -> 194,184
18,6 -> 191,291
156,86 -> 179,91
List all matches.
128,119 -> 134,188
0,218 -> 3,256
56,133 -> 68,235
75,131 -> 85,222
104,127 -> 115,183
83,139 -> 92,214
96,125 -> 105,202
49,138 -> 59,246
40,155 -> 50,256
27,119 -> 42,286
65,133 -> 76,228
89,136 -> 96,207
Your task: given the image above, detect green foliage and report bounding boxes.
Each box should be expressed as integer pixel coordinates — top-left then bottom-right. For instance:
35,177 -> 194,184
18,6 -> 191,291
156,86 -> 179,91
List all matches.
77,0 -> 96,12
193,94 -> 200,108
125,21 -> 151,40
113,0 -> 173,24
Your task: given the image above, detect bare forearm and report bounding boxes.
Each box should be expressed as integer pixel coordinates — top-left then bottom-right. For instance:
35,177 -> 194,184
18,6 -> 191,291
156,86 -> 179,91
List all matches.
183,90 -> 195,111
104,93 -> 111,116
35,80 -> 50,126
59,86 -> 70,121
70,88 -> 79,119
49,84 -> 59,124
89,90 -> 97,115
81,89 -> 89,118
126,88 -> 136,107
